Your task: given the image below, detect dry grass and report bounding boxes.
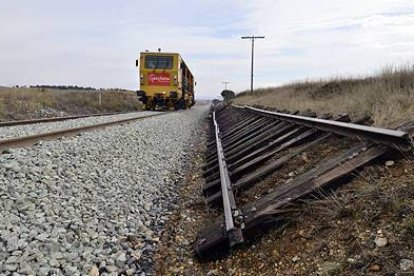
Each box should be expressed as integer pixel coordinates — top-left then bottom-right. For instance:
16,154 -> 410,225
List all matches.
234,66 -> 414,127
292,160 -> 414,274
0,87 -> 142,120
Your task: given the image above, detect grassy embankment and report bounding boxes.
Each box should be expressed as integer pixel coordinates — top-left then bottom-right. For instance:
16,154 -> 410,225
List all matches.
0,87 -> 142,120
234,66 -> 414,128
227,66 -> 414,274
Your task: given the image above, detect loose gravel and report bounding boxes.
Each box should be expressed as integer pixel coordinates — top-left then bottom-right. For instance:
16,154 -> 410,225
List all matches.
0,112 -> 161,140
0,105 -> 208,275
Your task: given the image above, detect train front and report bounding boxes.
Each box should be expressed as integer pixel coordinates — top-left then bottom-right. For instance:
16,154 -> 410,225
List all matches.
136,52 -> 181,110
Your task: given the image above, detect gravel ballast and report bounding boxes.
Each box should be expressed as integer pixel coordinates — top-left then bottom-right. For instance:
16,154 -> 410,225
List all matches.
0,105 -> 208,275
0,112 -> 161,140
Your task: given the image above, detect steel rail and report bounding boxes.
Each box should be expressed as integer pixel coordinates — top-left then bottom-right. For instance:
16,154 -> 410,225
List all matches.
234,105 -> 413,149
0,113 -> 163,152
0,112 -> 127,127
213,111 -> 236,230
213,111 -> 243,246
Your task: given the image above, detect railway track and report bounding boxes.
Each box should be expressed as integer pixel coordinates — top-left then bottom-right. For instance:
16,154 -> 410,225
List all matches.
195,103 -> 414,259
0,112 -> 126,127
0,106 -> 207,275
0,112 -> 164,152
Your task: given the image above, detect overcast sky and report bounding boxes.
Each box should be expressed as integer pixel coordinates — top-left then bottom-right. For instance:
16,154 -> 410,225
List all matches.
1,1 -> 413,99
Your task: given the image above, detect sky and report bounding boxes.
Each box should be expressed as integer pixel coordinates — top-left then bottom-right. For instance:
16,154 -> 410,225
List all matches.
0,1 -> 413,99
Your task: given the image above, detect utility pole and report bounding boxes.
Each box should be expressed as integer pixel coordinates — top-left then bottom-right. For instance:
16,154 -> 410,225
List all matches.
98,91 -> 102,108
241,35 -> 265,93
222,81 -> 230,90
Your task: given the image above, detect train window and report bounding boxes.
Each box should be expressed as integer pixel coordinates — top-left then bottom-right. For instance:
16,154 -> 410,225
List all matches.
145,55 -> 173,69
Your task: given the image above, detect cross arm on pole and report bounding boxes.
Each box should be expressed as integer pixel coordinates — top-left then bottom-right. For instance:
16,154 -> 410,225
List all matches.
241,36 -> 265,39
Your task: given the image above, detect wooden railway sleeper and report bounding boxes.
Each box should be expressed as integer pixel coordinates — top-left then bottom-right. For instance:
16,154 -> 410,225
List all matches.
205,116 -> 271,162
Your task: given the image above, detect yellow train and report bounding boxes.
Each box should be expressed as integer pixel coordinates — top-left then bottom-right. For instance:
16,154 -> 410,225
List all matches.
136,51 -> 196,110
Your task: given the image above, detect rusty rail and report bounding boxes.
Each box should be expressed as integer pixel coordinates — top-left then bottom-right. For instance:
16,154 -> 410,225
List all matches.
234,105 -> 413,150
0,112 -> 130,127
212,111 -> 243,246
0,113 -> 163,152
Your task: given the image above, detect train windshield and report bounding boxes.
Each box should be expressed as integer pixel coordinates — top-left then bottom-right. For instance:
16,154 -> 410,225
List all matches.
145,55 -> 173,69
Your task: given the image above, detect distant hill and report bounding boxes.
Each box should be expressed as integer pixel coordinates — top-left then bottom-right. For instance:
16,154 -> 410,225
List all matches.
0,86 -> 142,120
0,85 -> 133,93
30,85 -> 97,91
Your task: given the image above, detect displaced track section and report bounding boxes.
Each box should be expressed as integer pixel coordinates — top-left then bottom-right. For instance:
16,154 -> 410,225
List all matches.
0,112 -> 164,152
196,103 -> 414,259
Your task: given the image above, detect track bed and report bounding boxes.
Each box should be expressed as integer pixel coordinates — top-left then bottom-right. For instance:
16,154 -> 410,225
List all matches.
156,103 -> 414,275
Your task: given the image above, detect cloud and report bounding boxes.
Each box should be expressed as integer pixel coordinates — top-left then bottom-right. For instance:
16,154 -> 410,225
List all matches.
0,0 -> 413,99
242,0 -> 414,87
